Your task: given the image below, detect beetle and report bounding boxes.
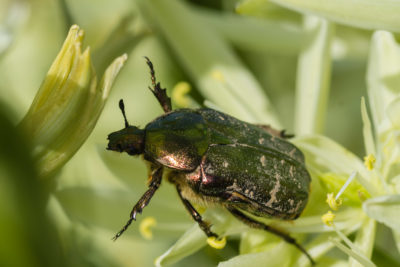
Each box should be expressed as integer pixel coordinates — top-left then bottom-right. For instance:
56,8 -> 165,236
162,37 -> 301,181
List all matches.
107,57 -> 314,265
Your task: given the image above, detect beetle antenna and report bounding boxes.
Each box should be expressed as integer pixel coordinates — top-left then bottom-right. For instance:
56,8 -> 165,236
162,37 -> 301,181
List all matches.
119,99 -> 129,128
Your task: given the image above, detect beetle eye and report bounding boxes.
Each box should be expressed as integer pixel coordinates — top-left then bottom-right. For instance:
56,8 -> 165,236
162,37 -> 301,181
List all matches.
117,144 -> 122,152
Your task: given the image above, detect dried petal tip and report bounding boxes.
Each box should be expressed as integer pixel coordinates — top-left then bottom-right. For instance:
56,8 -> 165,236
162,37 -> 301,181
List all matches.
363,154 -> 376,171
322,211 -> 336,227
140,217 -> 157,240
326,193 -> 342,211
207,236 -> 226,249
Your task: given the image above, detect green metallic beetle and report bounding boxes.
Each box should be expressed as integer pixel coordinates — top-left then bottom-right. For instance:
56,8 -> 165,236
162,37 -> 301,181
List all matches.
107,57 -> 314,264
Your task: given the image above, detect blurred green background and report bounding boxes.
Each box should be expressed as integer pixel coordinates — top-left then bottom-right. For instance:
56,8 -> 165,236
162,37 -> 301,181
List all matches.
0,0 -> 397,266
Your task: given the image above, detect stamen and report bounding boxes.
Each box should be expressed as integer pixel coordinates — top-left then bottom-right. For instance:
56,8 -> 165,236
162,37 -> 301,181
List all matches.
326,193 -> 342,211
172,82 -> 191,108
322,211 -> 336,226
336,171 -> 357,200
363,154 -> 376,171
207,236 -> 227,249
139,217 -> 157,240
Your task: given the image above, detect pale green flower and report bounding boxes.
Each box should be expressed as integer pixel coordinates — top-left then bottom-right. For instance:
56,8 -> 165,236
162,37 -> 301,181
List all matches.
4,1 -> 400,266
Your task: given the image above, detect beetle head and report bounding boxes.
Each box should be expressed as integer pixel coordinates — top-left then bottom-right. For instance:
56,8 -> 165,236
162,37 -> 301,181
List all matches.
107,126 -> 145,155
107,99 -> 145,156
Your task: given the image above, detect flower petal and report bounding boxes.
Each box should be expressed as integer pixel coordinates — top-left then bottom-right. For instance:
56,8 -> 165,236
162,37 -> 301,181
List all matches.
294,16 -> 333,135
348,217 -> 376,267
269,0 -> 400,32
218,243 -> 291,267
154,224 -> 207,267
361,97 -> 376,157
363,194 -> 400,232
367,31 -> 400,131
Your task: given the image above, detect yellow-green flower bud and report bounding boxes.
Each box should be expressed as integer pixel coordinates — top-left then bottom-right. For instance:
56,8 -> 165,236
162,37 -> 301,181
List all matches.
19,25 -> 127,178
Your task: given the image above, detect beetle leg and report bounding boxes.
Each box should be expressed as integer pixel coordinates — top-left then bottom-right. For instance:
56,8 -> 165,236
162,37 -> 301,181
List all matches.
226,206 -> 315,265
256,124 -> 294,139
112,166 -> 163,241
144,57 -> 172,113
176,185 -> 219,238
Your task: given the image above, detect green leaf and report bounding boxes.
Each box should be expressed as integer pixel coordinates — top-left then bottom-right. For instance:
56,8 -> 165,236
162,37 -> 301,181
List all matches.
363,194 -> 400,232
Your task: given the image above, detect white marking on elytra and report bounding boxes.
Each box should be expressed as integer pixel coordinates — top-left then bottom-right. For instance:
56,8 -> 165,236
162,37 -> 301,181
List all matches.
205,164 -> 214,174
265,173 -> 282,207
260,155 -> 267,167
287,199 -> 302,214
226,179 -> 241,192
295,200 -> 303,212
289,165 -> 294,177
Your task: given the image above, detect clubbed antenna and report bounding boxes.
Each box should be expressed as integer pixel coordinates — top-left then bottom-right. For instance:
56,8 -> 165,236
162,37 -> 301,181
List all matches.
119,99 -> 129,128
